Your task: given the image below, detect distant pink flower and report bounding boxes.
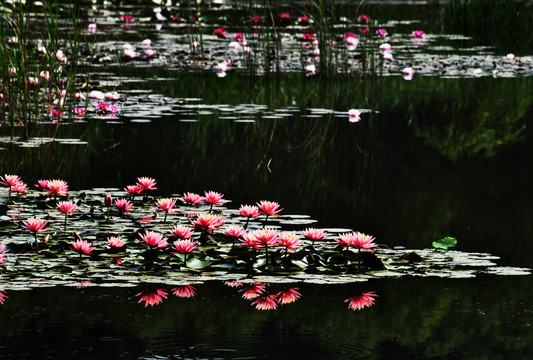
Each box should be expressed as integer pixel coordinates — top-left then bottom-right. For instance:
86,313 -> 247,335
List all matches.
277,288 -> 301,304
239,283 -> 266,299
142,39 -> 152,46
22,218 -> 48,233
120,15 -> 134,22
214,27 -> 227,37
136,177 -> 157,191
136,289 -> 168,307
338,231 -> 378,251
345,291 -> 377,310
506,53 -> 515,61
88,23 -> 97,33
224,225 -> 246,239
257,200 -> 283,217
71,239 -> 95,256
107,236 -> 125,248
124,184 -> 143,195
250,15 -> 263,24
172,239 -> 197,254
383,51 -> 394,60
183,192 -> 202,205
301,33 -> 315,41
379,43 -> 392,51
114,198 -> 134,214
232,33 -> 245,42
250,229 -> 279,247
224,281 -> 243,287
35,179 -> 49,190
278,232 -> 301,250
376,29 -> 387,36
0,174 -> 22,188
172,285 -> 196,298
192,213 -> 225,232
238,205 -> 260,218
298,16 -> 309,24
359,14 -> 369,23
359,26 -> 369,33
171,225 -> 195,239
203,190 -> 225,206
139,231 -> 168,249
97,103 -> 118,113
58,201 -> 78,214
302,228 -> 328,243
73,107 -> 85,116
144,49 -> 155,57
241,232 -> 261,249
252,294 -> 278,310
402,67 -> 414,80
348,109 -> 361,122
156,198 -> 177,212
12,182 -> 28,195
412,30 -> 424,38
279,13 -> 290,19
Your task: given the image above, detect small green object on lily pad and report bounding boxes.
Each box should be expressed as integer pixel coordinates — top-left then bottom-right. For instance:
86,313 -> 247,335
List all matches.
433,236 -> 457,250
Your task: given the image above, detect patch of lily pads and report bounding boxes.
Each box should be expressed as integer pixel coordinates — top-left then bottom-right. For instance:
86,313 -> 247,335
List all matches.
0,178 -> 529,292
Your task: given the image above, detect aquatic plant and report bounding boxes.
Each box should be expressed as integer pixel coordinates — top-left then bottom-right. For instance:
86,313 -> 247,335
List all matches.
21,218 -> 48,250
57,200 -> 78,231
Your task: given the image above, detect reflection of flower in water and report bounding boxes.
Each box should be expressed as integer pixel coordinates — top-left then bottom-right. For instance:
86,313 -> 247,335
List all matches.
345,291 -> 377,310
0,290 -> 8,305
172,285 -> 196,298
76,280 -> 92,289
136,289 -> 168,307
252,294 -> 278,310
277,288 -> 301,304
239,283 -> 267,299
224,281 -> 243,288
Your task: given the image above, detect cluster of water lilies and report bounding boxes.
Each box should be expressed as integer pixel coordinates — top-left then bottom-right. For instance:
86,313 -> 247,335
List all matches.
133,281 -> 376,311
0,173 -> 383,275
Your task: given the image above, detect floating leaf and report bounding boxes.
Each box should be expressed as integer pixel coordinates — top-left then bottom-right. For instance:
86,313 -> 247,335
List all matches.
432,236 -> 457,250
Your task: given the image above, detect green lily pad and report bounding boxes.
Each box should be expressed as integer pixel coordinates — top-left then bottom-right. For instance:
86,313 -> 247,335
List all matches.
433,236 -> 457,250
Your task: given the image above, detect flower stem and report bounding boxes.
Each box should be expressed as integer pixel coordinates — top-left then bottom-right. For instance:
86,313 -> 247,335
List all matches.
64,213 -> 68,231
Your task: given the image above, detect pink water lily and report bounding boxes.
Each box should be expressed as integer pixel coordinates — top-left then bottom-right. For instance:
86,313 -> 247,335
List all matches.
183,192 -> 202,205
71,238 -> 95,257
114,198 -> 133,215
139,231 -> 168,249
107,236 -> 126,249
171,225 -> 195,240
376,28 -> 387,36
57,201 -> 78,231
412,30 -> 424,38
348,109 -> 361,122
156,198 -> 177,222
172,239 -> 198,266
302,228 -> 328,246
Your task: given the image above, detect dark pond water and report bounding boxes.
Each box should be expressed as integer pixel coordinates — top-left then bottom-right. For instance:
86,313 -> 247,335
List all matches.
1,0 -> 533,359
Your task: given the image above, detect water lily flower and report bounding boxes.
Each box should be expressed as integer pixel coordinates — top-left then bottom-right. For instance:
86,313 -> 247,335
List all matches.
347,232 -> 378,251
298,16 -> 310,24
39,70 -> 50,80
97,103 -> 119,113
45,179 -> 69,197
305,64 -> 316,76
104,91 -> 121,100
172,285 -> 196,298
402,67 -> 414,80
120,15 -> 134,22
142,39 -> 152,47
12,182 -> 28,195
345,291 -> 377,310
379,43 -> 392,51
279,13 -> 290,19
383,51 -> 394,60
183,192 -> 202,205
506,53 -> 515,61
241,232 -> 262,250
171,225 -> 195,239
302,33 -> 315,41
278,232 -> 302,251
214,27 -> 227,37
172,239 -> 197,264
123,48 -> 136,58
359,14 -> 369,23
136,289 -> 168,307
252,294 -> 278,310
144,49 -> 155,57
224,225 -> 246,240
136,177 -> 157,192
139,231 -> 168,249
376,28 -> 387,36
216,60 -> 232,78
348,109 -> 361,122
56,49 -> 67,63
1,174 -> 23,201
302,228 -> 328,246
57,201 -> 78,231
277,288 -> 301,304
89,90 -> 105,100
250,15 -> 263,24
124,185 -> 143,199
107,236 -> 125,249
114,198 -> 133,215
71,238 -> 95,257
87,23 -> 97,33
156,198 -> 177,222
73,107 -> 85,116
257,200 -> 283,226
192,213 -> 225,233
238,205 -> 260,219
229,41 -> 241,50
412,30 -> 424,38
